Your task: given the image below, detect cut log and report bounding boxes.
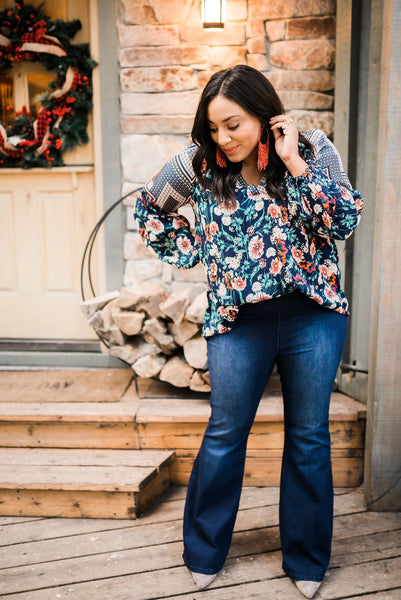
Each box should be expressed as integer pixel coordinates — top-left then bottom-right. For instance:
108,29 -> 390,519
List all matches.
109,343 -> 140,365
168,320 -> 200,346
84,284 -> 210,388
183,334 -> 208,369
87,310 -> 106,332
110,340 -> 161,364
159,356 -> 194,388
190,370 -> 211,393
112,310 -> 145,336
132,354 -> 166,378
134,340 -> 163,358
159,287 -> 192,323
185,291 -> 208,323
87,298 -> 120,333
100,298 -> 122,328
142,318 -> 177,354
80,291 -> 120,319
101,325 -> 126,346
117,281 -> 167,317
109,344 -> 136,365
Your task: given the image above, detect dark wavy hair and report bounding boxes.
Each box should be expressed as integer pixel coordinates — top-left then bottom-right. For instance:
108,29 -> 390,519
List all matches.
191,65 -> 313,207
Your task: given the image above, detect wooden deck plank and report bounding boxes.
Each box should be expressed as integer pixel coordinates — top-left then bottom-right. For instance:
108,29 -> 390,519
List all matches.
173,452 -> 364,487
0,394 -> 365,422
0,489 -> 144,520
0,422 -> 140,449
331,534 -> 401,568
173,448 -> 364,459
136,392 -> 366,423
0,464 -> 157,491
335,532 -> 401,565
0,448 -> 174,469
343,593 -> 401,600
0,516 -> 44,525
320,556 -> 401,598
0,370 -> 133,403
333,511 -> 401,538
138,420 -> 365,450
0,401 -> 140,421
0,517 -> 140,546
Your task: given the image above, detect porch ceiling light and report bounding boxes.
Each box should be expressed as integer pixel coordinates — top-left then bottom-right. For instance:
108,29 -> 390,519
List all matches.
202,0 -> 225,28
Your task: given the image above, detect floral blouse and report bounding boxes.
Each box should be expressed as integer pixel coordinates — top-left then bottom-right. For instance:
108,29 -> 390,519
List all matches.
134,129 -> 363,337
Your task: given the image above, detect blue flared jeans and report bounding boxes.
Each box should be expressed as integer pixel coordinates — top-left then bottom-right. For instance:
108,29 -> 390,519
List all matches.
182,291 -> 348,582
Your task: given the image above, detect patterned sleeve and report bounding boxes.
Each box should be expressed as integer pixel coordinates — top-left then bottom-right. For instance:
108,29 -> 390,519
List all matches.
134,145 -> 200,269
285,129 -> 364,240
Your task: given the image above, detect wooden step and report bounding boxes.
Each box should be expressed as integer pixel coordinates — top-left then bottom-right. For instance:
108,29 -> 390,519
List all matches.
136,392 -> 366,488
0,369 -> 133,402
0,389 -> 367,488
0,448 -> 175,519
0,401 -> 141,448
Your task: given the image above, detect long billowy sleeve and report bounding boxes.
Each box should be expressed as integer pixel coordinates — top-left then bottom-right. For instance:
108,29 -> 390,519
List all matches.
134,145 -> 200,268
285,129 -> 363,240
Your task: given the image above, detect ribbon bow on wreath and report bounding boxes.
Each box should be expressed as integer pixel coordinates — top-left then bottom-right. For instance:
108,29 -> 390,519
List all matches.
0,0 -> 96,168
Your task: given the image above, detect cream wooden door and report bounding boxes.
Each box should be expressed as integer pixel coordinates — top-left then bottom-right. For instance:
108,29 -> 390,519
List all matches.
0,0 -> 104,340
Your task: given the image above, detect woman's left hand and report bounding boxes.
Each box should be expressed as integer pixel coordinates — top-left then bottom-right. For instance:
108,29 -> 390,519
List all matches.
269,114 -> 308,176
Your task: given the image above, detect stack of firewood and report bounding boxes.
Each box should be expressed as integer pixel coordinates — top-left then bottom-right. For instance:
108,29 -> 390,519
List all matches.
80,281 -> 210,392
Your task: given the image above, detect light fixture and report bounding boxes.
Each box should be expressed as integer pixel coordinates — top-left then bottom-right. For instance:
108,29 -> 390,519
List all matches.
202,0 -> 225,29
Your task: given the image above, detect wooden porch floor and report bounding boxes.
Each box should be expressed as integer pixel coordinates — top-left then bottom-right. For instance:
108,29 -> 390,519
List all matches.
0,485 -> 400,599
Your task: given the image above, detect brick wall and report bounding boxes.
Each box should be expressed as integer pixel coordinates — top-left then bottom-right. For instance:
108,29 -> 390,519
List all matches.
119,0 -> 336,291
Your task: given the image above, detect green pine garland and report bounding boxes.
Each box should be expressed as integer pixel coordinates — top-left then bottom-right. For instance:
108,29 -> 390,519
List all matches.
0,0 -> 97,168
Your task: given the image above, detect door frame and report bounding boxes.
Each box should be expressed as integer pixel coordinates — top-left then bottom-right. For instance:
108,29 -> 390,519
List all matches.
93,0 -> 123,295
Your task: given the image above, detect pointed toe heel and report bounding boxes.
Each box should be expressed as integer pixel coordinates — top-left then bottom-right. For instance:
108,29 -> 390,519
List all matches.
295,580 -> 322,599
190,570 -> 217,590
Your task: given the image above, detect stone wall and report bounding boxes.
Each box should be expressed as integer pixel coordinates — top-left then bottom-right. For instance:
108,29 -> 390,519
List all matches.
118,0 -> 336,291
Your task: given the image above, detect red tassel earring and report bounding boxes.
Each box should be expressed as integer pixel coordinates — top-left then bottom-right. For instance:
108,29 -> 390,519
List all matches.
216,146 -> 227,168
257,127 -> 269,172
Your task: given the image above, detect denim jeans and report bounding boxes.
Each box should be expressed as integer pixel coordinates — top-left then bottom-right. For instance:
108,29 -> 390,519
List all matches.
182,291 -> 348,582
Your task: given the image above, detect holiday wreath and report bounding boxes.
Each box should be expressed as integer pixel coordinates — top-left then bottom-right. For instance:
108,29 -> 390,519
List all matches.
0,1 -> 96,168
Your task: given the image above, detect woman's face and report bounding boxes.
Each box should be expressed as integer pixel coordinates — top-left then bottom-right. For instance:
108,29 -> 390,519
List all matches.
207,94 -> 261,166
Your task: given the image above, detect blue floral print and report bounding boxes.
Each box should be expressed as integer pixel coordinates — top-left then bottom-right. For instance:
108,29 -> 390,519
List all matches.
135,129 -> 363,337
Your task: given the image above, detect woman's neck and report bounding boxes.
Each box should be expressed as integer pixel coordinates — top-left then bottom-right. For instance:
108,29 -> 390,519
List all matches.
241,150 -> 262,187
241,164 -> 262,187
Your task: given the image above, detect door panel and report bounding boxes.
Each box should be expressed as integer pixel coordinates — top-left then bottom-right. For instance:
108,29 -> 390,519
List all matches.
43,192 -> 75,291
0,171 -> 100,339
0,192 -> 16,290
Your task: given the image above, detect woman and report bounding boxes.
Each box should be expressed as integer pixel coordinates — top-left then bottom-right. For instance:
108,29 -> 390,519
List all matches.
135,65 -> 363,599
